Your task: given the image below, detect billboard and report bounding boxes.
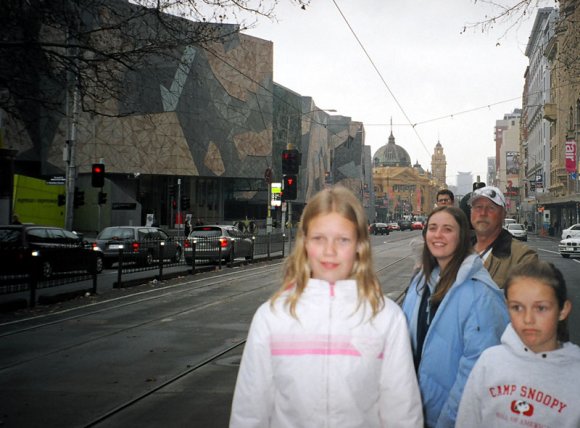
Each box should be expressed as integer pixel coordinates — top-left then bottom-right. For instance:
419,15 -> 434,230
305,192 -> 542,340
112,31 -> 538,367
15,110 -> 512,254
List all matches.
506,151 -> 519,176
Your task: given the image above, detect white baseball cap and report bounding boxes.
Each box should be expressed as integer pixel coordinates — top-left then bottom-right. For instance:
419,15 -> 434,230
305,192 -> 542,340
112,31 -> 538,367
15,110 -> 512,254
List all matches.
469,186 -> 506,208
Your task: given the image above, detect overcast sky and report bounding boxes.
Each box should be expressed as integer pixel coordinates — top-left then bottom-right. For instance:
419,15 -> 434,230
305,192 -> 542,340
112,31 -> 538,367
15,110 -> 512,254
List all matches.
243,0 -> 550,186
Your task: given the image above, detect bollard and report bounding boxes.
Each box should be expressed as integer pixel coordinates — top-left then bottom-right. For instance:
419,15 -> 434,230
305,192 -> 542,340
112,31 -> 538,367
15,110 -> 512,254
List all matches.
229,239 -> 235,268
158,241 -> 165,281
29,251 -> 40,308
251,235 -> 255,262
191,239 -> 197,274
116,247 -> 124,288
91,251 -> 98,295
282,233 -> 286,258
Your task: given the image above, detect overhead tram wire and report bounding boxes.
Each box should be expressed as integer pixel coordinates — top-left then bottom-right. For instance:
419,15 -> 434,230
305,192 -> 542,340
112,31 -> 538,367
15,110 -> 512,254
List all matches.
330,0 -> 431,157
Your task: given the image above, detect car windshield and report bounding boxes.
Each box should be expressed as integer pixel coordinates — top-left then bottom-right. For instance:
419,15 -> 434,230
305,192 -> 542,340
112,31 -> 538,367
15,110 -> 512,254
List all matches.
98,228 -> 134,239
508,224 -> 525,230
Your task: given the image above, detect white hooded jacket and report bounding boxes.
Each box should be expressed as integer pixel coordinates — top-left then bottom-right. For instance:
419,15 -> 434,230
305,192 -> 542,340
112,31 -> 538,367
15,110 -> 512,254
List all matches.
457,323 -> 580,427
229,278 -> 423,428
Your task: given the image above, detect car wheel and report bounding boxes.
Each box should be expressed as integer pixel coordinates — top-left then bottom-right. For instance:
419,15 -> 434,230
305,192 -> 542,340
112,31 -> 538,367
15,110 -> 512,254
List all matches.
562,254 -> 570,258
172,247 -> 182,263
40,261 -> 52,279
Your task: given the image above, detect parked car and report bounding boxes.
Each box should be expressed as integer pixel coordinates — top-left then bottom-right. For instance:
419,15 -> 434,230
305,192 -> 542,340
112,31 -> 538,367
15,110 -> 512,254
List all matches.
561,223 -> 580,240
505,223 -> 528,241
95,226 -> 182,268
184,225 -> 253,264
398,220 -> 413,231
0,224 -> 103,278
559,237 -> 580,258
411,221 -> 424,230
387,222 -> 400,231
368,223 -> 390,235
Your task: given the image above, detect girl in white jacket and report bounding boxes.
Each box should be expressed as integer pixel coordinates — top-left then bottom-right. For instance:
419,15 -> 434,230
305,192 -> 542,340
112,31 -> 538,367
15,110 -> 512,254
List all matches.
457,261 -> 580,427
230,186 -> 423,428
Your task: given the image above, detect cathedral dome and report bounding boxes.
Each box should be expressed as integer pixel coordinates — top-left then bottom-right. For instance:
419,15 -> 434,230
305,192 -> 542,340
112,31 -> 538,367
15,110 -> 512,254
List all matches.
373,131 -> 411,167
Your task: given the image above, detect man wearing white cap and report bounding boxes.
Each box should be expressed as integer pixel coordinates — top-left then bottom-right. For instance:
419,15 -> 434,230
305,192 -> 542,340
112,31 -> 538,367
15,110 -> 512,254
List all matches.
469,186 -> 537,288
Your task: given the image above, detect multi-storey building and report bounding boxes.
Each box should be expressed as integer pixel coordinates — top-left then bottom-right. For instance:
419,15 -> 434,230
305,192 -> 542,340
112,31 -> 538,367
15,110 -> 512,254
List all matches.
1,1 -> 372,231
521,7 -> 558,227
540,0 -> 580,229
372,131 -> 441,221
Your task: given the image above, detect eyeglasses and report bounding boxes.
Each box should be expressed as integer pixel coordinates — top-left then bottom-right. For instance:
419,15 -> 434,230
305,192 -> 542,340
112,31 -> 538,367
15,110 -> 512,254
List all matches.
471,204 -> 500,213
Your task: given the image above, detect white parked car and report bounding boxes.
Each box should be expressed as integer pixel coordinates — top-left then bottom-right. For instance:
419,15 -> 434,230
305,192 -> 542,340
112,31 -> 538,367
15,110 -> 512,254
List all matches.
559,237 -> 580,258
561,223 -> 580,240
505,223 -> 527,242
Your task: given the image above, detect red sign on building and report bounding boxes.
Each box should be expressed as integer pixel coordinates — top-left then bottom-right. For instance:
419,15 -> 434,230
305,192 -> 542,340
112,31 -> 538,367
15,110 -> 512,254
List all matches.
565,140 -> 577,173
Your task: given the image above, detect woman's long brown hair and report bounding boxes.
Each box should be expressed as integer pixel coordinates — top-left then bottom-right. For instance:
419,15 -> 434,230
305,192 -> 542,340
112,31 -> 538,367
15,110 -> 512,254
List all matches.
420,206 -> 474,304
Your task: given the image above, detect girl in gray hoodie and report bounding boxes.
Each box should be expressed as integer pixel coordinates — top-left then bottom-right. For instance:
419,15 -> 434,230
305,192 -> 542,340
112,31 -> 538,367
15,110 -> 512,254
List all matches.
457,261 -> 580,427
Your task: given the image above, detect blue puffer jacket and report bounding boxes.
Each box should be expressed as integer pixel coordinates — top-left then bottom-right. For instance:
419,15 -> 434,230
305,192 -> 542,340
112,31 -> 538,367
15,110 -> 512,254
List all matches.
402,254 -> 509,428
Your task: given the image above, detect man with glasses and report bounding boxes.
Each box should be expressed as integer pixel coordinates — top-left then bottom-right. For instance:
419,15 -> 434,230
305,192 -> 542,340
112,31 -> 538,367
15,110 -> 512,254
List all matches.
469,186 -> 537,288
436,189 -> 455,206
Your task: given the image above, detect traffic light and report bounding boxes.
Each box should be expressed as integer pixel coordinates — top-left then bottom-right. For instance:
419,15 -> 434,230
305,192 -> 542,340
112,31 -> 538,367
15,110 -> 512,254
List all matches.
282,149 -> 300,174
74,188 -> 85,208
91,163 -> 105,188
98,191 -> 107,205
181,196 -> 191,210
57,194 -> 66,206
282,175 -> 298,200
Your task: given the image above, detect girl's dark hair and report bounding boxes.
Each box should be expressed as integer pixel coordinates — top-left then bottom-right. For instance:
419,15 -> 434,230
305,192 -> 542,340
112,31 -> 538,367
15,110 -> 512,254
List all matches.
420,206 -> 473,304
505,261 -> 570,342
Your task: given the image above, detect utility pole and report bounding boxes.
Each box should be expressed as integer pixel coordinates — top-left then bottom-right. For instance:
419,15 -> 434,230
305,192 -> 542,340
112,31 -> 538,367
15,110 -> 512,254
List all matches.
64,23 -> 79,231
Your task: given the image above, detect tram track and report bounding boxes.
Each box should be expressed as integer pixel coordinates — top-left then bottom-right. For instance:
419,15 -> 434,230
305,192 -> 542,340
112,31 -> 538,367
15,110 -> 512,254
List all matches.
75,252 -> 414,427
0,237 -> 417,427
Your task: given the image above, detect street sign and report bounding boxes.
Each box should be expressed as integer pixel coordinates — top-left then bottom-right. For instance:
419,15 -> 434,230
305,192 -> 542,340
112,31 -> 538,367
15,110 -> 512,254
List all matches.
271,182 -> 281,207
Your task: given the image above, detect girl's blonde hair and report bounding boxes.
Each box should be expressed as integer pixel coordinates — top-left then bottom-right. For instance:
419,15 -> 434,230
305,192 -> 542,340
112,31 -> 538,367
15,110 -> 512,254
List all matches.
271,186 -> 384,317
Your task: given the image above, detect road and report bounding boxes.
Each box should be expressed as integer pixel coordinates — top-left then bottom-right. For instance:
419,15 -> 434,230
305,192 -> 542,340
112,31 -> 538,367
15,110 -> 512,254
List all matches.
0,231 -> 578,427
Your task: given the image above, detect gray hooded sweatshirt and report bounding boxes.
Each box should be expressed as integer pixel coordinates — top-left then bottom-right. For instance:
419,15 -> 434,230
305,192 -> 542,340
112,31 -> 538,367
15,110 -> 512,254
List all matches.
456,323 -> 580,427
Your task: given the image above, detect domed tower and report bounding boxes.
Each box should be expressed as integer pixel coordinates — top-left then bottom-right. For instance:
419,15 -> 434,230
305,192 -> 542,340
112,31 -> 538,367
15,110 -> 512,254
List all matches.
431,140 -> 446,186
373,130 -> 412,167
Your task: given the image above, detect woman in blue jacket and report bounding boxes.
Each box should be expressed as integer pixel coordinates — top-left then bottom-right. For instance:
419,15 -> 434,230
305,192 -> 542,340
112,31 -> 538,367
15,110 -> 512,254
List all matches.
402,206 -> 509,427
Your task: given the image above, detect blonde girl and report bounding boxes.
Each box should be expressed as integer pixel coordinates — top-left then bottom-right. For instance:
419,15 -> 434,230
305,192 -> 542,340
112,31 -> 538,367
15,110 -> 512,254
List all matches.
230,186 -> 423,427
457,261 -> 580,427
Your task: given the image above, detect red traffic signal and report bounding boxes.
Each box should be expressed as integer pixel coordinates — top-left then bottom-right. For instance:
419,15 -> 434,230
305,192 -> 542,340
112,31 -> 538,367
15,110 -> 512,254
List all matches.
282,149 -> 300,174
282,174 -> 298,200
91,163 -> 105,188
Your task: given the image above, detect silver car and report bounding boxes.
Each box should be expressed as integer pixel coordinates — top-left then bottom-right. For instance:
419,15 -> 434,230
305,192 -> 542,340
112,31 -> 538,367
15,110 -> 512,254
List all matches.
184,225 -> 253,264
505,223 -> 527,242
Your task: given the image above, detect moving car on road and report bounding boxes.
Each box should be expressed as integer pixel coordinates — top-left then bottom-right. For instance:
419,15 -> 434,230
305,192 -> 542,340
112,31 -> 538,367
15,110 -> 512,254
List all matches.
96,226 -> 182,268
561,223 -> 580,239
411,221 -> 424,230
387,222 -> 400,231
559,237 -> 580,258
505,223 -> 528,241
184,225 -> 253,264
368,223 -> 390,235
0,224 -> 103,278
398,219 -> 412,231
